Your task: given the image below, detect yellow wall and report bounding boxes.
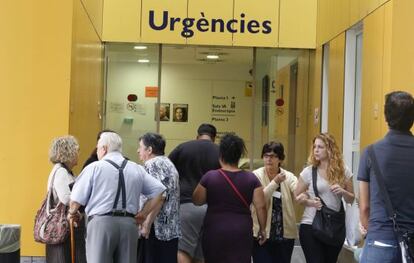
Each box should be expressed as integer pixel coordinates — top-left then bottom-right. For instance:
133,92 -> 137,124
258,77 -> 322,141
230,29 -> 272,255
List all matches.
0,0 -> 73,256
103,0 -> 317,48
317,0 -> 414,149
80,0 -> 104,38
389,0 -> 414,101
307,47 -> 323,144
317,0 -> 391,45
360,3 -> 391,148
102,0 -> 141,42
69,0 -> 104,175
279,0 -> 317,48
0,0 -> 103,256
327,33 -> 346,149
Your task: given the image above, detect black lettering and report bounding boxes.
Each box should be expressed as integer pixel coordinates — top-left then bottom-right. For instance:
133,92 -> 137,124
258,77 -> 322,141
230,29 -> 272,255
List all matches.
149,10 -> 168,30
196,13 -> 209,32
170,17 -> 181,31
247,20 -> 260,33
182,18 -> 195,38
211,19 -> 225,32
226,19 -> 237,33
240,13 -> 246,33
262,20 -> 272,34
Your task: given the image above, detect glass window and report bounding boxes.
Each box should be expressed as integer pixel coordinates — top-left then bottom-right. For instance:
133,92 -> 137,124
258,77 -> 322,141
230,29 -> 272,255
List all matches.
104,43 -> 310,174
104,43 -> 160,160
254,49 -> 310,174
159,45 -> 253,156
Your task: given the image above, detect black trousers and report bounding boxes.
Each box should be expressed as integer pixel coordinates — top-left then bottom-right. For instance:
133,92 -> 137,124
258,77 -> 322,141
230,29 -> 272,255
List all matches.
137,225 -> 178,263
299,224 -> 343,263
252,238 -> 295,263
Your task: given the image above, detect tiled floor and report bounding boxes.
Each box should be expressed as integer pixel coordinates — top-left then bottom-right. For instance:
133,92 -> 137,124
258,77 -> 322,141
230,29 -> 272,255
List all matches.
20,246 -> 356,263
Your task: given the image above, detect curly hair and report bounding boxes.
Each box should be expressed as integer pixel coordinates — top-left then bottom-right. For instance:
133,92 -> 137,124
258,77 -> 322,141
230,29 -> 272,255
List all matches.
49,135 -> 79,164
308,133 -> 345,185
219,133 -> 246,166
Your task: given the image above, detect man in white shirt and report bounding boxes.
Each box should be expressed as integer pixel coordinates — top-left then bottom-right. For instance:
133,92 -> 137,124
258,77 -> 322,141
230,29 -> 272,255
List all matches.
68,132 -> 166,263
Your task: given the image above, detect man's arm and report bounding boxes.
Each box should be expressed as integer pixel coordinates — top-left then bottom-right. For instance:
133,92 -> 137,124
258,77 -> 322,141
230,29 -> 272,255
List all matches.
359,181 -> 370,230
136,193 -> 165,225
192,183 -> 207,205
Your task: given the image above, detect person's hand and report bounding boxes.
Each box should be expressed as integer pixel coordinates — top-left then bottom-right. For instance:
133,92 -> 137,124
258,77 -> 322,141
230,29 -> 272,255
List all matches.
135,212 -> 146,225
274,171 -> 286,184
139,221 -> 151,239
359,223 -> 367,238
67,210 -> 81,227
330,184 -> 345,195
309,197 -> 323,210
257,229 -> 267,245
296,192 -> 309,202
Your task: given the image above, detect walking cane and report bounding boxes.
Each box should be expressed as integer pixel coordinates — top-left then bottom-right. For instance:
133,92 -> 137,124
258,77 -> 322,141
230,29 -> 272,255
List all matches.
70,218 -> 75,263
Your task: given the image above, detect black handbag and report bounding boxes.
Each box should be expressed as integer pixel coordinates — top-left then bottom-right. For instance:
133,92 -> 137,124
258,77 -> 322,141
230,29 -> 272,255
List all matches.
368,145 -> 414,262
311,166 -> 346,246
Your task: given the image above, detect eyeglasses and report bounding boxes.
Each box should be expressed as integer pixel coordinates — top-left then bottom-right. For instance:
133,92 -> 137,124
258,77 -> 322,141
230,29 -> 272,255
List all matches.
263,153 -> 278,159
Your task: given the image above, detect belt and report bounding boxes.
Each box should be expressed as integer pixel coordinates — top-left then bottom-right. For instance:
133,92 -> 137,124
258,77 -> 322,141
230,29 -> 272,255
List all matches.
89,211 -> 135,221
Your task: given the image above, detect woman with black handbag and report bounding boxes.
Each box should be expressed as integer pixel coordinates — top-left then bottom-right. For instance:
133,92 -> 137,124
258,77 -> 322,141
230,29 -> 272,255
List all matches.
295,133 -> 355,263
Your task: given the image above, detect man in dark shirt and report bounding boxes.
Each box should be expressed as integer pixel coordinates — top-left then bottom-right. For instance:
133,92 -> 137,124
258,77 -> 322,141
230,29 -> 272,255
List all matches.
169,124 -> 220,263
358,91 -> 414,263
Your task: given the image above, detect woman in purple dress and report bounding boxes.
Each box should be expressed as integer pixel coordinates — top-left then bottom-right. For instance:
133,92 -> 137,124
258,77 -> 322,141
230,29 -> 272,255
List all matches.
193,133 -> 267,263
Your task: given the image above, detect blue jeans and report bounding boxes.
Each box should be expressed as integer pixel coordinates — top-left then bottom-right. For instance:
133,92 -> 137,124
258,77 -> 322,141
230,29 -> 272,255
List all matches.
360,239 -> 402,263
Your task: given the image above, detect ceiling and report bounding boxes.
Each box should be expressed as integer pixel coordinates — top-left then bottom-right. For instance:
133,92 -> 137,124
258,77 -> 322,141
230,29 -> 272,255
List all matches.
106,43 -> 304,66
106,43 -> 253,65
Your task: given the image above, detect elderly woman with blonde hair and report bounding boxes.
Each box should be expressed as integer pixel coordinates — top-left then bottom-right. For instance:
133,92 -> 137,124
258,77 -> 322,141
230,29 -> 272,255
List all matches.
45,135 -> 85,263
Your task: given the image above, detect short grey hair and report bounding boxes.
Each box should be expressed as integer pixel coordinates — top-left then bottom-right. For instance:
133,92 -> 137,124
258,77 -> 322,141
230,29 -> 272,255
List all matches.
49,135 -> 79,164
97,132 -> 122,153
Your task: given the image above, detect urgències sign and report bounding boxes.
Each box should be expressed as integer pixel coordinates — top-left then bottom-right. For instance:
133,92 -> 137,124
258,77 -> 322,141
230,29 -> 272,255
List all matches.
148,10 -> 272,38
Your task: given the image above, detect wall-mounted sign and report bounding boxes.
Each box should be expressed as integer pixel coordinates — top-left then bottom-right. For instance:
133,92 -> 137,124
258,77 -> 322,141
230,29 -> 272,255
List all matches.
145,86 -> 159,97
127,94 -> 138,101
148,11 -> 272,39
211,95 -> 236,122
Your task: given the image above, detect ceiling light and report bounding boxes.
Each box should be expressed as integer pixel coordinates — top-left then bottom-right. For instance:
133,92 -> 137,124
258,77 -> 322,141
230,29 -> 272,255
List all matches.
206,54 -> 219,60
134,45 -> 147,50
138,59 -> 150,63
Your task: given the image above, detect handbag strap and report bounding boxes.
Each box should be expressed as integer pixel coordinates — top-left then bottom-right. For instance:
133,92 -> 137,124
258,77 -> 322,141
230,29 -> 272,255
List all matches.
46,166 -> 61,213
217,169 -> 250,209
367,145 -> 401,236
105,159 -> 128,211
312,166 -> 327,207
312,166 -> 344,212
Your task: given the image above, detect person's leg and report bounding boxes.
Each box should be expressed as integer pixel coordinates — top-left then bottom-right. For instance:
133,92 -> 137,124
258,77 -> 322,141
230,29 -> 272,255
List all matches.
299,224 -> 324,263
115,217 -> 139,263
178,203 -> 206,263
252,239 -> 272,263
324,243 -> 343,263
155,238 -> 178,263
360,239 -> 401,263
86,216 -> 118,263
178,251 -> 192,263
270,239 -> 294,263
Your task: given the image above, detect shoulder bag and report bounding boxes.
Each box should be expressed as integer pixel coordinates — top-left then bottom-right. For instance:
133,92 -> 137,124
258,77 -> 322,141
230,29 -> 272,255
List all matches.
34,167 -> 69,244
368,145 -> 414,263
311,166 -> 346,246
